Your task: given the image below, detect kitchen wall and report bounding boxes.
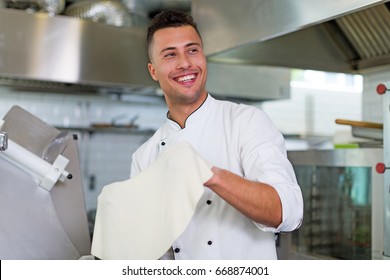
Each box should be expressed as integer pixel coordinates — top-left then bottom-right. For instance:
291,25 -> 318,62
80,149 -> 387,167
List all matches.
361,65 -> 390,122
262,81 -> 362,136
259,70 -> 363,150
0,74 -> 363,213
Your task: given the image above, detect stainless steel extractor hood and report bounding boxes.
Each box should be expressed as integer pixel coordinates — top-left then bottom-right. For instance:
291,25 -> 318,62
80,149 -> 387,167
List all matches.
192,0 -> 390,74
3,0 -> 389,97
0,6 -> 154,93
0,0 -> 193,94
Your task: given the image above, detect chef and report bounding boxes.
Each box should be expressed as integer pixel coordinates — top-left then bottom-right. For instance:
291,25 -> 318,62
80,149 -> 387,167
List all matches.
130,9 -> 303,260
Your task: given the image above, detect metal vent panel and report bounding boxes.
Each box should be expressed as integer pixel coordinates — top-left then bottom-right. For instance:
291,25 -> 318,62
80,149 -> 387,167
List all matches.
336,4 -> 390,59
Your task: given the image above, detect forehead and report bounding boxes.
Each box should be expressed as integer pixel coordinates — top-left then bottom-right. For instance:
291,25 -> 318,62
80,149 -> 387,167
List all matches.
151,26 -> 202,51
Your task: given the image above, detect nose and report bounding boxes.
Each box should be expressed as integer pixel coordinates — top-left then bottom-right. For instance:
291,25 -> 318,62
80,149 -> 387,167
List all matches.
177,53 -> 192,69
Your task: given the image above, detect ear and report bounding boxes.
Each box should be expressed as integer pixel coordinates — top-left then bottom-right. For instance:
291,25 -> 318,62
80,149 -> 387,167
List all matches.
148,63 -> 158,81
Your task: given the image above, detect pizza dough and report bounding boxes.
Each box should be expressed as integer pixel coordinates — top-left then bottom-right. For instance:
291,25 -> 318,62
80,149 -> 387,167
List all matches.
91,141 -> 213,259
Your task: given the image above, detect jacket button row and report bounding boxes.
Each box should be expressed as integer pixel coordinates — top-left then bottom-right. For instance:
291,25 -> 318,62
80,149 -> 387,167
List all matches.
174,242 -> 211,253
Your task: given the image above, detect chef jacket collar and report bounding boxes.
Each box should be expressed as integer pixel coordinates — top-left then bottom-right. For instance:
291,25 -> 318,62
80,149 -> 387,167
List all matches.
166,93 -> 213,129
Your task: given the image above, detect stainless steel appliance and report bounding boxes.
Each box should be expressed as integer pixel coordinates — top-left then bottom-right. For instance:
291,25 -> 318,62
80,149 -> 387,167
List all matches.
0,105 -> 91,259
193,0 -> 390,73
376,81 -> 390,259
3,0 -> 390,100
278,148 -> 384,259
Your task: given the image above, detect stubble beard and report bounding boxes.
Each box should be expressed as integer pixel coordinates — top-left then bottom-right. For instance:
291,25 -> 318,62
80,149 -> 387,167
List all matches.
165,84 -> 204,107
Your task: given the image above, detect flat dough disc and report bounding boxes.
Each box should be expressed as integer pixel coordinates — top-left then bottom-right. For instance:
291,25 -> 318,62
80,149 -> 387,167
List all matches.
91,142 -> 213,260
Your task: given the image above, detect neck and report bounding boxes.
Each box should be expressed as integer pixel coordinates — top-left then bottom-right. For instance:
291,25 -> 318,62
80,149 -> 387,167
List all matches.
167,93 -> 208,128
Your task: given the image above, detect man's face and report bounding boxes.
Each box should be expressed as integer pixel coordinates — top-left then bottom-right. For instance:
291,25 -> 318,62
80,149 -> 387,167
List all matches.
147,25 -> 208,107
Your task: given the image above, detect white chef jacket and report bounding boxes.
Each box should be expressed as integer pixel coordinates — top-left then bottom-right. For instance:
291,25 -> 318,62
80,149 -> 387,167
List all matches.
130,94 -> 303,259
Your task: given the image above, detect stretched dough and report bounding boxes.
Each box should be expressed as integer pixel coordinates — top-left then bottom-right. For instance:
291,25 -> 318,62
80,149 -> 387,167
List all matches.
91,142 -> 213,260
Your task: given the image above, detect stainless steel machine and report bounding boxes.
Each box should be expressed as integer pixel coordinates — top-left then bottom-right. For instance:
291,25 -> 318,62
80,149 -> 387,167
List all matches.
278,148 -> 384,260
0,105 -> 91,259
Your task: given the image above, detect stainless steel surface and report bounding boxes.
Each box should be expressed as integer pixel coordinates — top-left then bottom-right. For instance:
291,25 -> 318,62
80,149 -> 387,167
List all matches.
0,131 -> 7,151
64,0 -> 191,27
2,105 -> 64,156
283,148 -> 384,259
0,159 -> 82,259
0,1 -> 290,101
381,84 -> 390,258
0,105 -> 91,259
3,0 -> 65,14
0,0 -> 192,94
64,0 -> 133,27
0,7 -> 154,93
192,0 -> 390,73
3,0 -> 389,98
206,62 -> 290,101
121,0 -> 191,18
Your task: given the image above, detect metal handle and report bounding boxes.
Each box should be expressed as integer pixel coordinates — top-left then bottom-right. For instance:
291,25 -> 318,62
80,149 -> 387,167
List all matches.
0,132 -> 8,151
0,138 -> 70,191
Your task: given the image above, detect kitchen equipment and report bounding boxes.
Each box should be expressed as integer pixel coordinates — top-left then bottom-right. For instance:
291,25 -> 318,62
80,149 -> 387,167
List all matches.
193,0 -> 390,73
335,118 -> 383,140
0,106 -> 91,259
278,148 -> 384,260
375,81 -> 390,259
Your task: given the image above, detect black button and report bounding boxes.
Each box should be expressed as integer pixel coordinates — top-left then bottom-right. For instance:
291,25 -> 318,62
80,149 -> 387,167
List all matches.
161,142 -> 166,146
207,241 -> 212,245
206,200 -> 212,205
174,248 -> 180,253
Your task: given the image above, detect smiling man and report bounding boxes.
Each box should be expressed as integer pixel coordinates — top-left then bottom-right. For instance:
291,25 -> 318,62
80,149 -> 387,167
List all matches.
147,23 -> 208,128
130,10 -> 303,260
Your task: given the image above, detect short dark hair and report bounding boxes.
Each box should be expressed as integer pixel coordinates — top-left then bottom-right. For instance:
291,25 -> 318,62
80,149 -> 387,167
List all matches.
146,10 -> 202,60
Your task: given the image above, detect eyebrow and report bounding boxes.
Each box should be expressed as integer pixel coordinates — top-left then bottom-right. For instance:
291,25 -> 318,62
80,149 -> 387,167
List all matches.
159,42 -> 202,55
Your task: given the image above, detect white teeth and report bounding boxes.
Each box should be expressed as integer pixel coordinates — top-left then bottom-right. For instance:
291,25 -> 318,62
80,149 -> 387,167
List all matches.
177,74 -> 195,82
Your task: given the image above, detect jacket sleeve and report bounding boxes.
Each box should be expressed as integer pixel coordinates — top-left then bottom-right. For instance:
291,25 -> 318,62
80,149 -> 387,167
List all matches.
130,153 -> 141,179
239,108 -> 304,233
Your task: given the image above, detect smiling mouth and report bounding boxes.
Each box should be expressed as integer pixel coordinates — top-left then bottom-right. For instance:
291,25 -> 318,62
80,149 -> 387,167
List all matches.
175,74 -> 197,83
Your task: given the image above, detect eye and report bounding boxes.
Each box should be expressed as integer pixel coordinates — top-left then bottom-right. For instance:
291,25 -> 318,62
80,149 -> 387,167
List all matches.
188,48 -> 199,54
163,52 -> 176,58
